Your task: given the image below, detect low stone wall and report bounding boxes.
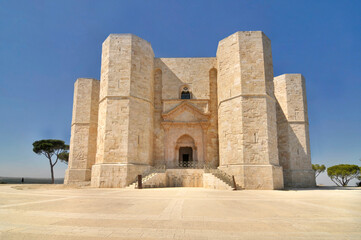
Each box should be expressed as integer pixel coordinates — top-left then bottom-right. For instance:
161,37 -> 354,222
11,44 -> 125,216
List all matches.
132,169 -> 233,190
143,173 -> 167,188
166,169 -> 204,187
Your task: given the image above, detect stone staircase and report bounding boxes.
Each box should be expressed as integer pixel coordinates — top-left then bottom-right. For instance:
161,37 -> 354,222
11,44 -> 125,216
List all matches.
126,172 -> 160,189
125,166 -> 240,190
203,173 -> 234,190
126,166 -> 166,189
203,168 -> 236,190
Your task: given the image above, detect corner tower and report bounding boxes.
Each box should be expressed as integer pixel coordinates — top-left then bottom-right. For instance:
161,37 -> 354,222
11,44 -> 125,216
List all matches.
64,78 -> 100,185
274,74 -> 315,187
216,31 -> 284,189
91,34 -> 154,188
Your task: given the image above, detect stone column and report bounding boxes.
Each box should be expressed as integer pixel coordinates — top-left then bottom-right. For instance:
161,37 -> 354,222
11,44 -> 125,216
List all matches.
200,123 -> 209,166
65,78 -> 100,185
274,74 -> 315,187
91,34 -> 154,188
162,123 -> 171,167
216,31 -> 284,189
207,68 -> 219,168
153,69 -> 164,166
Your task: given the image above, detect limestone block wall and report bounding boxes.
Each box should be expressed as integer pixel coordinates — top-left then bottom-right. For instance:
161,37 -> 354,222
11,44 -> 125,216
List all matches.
142,173 -> 167,188
65,31 -> 314,190
155,58 -> 216,99
91,34 -> 154,188
130,170 -> 235,189
166,169 -> 204,187
216,31 -> 283,190
141,170 -> 235,189
153,58 -> 219,167
65,78 -> 99,184
274,74 -> 315,187
153,69 -> 164,164
208,68 -> 219,167
95,34 -> 132,165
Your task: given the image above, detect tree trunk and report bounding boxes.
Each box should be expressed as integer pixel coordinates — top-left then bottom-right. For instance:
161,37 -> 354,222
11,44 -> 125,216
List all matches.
49,158 -> 54,184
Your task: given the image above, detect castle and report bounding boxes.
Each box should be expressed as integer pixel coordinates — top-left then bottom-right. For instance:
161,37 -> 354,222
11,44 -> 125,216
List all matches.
64,31 -> 315,189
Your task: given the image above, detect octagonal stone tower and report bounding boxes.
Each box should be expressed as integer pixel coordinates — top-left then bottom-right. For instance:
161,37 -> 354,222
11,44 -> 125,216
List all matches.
65,31 -> 315,189
274,74 -> 315,187
92,34 -> 154,188
64,78 -> 99,184
216,32 -> 283,189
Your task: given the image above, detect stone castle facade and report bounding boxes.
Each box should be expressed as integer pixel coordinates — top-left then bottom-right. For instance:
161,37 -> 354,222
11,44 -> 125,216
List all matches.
64,31 -> 315,189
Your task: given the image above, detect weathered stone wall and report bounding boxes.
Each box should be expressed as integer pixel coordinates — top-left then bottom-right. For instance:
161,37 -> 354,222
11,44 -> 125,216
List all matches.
142,173 -> 167,188
153,69 -> 164,165
208,68 -> 219,167
131,170 -> 235,190
216,31 -> 283,189
91,34 -> 154,188
95,35 -> 131,165
153,58 -> 218,168
155,58 -> 216,99
65,78 -> 99,184
166,169 -> 204,187
274,74 -> 315,187
65,31 -> 314,190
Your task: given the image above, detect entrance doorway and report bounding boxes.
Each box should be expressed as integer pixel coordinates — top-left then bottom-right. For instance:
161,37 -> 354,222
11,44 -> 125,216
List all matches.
179,147 -> 193,167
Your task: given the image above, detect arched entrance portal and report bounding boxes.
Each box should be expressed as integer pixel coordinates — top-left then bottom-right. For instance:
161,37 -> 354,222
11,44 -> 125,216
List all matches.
175,134 -> 197,167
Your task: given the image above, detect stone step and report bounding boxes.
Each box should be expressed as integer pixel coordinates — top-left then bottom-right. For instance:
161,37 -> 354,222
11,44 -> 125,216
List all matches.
125,172 -> 160,189
203,173 -> 234,190
126,169 -> 240,190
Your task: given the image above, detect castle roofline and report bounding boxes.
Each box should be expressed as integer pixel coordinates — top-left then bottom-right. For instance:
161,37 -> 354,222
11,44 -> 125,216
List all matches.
274,73 -> 305,80
104,33 -> 152,47
155,57 -> 216,60
216,31 -> 271,56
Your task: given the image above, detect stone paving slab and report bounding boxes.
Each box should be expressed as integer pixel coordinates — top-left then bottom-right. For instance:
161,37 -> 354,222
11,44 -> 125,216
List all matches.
0,185 -> 360,239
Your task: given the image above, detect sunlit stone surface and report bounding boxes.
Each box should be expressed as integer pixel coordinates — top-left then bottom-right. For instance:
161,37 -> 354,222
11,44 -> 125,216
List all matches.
0,185 -> 360,239
64,31 -> 315,189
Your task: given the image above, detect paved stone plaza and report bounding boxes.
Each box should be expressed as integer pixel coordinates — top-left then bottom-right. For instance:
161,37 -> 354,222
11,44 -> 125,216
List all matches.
0,185 -> 360,239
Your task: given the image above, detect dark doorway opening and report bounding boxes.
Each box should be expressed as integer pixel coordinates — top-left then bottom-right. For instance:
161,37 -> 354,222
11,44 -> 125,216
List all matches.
179,147 -> 193,167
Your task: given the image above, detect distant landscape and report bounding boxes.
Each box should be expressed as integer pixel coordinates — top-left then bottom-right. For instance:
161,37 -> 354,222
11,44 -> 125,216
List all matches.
0,177 -> 64,184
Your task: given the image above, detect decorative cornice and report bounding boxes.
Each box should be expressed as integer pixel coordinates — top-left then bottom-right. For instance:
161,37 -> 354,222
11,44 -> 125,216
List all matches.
162,101 -> 210,122
161,122 -> 210,127
162,99 -> 209,103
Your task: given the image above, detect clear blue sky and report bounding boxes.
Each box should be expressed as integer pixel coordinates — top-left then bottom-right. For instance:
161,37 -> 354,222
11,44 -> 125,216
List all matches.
0,0 -> 360,186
